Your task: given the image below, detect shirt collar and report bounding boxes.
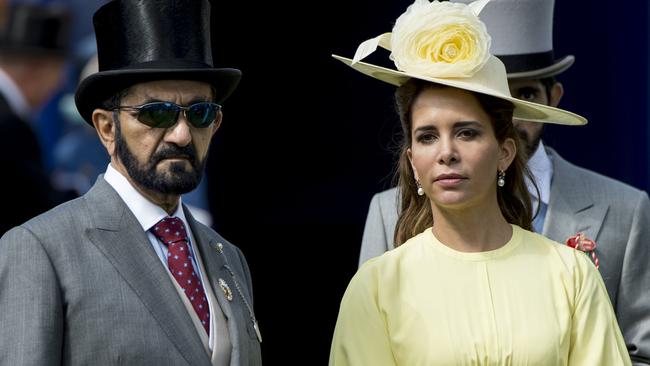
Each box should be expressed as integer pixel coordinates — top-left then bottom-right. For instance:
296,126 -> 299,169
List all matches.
103,164 -> 188,232
0,67 -> 30,120
525,141 -> 553,207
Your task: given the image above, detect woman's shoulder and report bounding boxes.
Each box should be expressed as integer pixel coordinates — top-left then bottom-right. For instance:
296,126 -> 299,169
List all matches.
345,229 -> 431,304
364,228 -> 430,265
355,228 -> 430,277
516,226 -> 596,275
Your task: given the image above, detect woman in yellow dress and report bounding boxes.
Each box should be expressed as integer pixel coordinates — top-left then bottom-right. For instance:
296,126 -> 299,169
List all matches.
329,0 -> 631,365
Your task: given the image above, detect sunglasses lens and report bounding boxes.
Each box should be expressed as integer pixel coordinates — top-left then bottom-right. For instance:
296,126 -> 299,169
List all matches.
187,102 -> 220,128
137,102 -> 178,127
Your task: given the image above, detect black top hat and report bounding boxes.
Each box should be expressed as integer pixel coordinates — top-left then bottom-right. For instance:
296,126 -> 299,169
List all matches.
74,0 -> 242,126
0,3 -> 71,56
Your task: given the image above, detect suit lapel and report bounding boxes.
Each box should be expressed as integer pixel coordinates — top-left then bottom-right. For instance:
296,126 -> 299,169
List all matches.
184,208 -> 244,366
543,149 -> 609,243
84,178 -> 210,366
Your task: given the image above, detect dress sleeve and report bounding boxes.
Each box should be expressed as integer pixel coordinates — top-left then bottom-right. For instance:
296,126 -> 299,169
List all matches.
329,264 -> 398,366
568,251 -> 632,365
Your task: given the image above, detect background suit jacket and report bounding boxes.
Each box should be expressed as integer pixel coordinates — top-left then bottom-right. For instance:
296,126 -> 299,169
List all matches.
0,177 -> 262,366
359,148 -> 650,365
0,95 -> 74,236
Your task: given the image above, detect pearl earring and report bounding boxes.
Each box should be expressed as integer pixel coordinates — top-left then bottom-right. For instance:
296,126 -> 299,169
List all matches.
497,170 -> 506,187
416,180 -> 425,196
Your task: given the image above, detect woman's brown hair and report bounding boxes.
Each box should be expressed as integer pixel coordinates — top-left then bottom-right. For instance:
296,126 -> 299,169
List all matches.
393,78 -> 538,245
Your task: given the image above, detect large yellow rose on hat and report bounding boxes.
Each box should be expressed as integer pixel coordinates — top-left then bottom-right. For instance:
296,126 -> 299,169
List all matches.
390,0 -> 491,78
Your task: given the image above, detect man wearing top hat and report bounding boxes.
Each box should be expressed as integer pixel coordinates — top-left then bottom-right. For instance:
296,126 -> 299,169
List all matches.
0,1 -> 262,365
0,3 -> 75,236
359,0 -> 650,363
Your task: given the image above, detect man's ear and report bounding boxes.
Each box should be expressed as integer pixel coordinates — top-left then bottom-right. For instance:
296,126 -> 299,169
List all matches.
93,109 -> 117,156
549,82 -> 564,108
210,110 -> 223,137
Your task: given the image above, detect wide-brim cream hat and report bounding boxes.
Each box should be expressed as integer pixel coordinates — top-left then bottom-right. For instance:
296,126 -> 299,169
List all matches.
332,0 -> 586,126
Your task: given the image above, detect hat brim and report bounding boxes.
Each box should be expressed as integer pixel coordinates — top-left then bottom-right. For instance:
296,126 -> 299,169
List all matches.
332,55 -> 585,126
75,68 -> 242,126
505,55 -> 575,80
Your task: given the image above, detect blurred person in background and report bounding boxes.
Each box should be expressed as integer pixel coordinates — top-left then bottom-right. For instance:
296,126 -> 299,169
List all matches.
0,2 -> 75,235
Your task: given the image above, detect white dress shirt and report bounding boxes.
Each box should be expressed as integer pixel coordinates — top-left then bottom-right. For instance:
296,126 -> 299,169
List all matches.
0,67 -> 30,120
103,163 -> 216,349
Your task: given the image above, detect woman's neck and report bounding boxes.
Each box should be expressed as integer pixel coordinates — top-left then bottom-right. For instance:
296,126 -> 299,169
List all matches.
431,200 -> 513,253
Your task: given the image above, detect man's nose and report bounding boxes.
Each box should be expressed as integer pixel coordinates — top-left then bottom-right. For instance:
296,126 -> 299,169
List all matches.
164,113 -> 192,147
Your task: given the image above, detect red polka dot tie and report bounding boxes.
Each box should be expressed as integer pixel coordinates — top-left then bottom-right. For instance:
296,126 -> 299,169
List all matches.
151,217 -> 210,334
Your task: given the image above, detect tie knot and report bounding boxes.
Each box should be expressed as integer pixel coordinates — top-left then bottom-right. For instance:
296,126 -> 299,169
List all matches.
151,217 -> 188,245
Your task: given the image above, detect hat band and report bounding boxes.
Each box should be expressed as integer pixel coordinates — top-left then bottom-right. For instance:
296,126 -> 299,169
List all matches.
497,51 -> 555,75
99,59 -> 213,72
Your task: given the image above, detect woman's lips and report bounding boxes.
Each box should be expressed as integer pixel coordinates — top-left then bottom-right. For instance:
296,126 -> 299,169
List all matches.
434,174 -> 466,187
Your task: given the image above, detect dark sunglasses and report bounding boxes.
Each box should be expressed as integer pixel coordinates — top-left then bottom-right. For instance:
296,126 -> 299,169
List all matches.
113,101 -> 222,128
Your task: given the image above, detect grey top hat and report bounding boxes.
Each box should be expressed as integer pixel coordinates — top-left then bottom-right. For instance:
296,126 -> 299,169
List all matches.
0,3 -> 71,56
452,0 -> 574,79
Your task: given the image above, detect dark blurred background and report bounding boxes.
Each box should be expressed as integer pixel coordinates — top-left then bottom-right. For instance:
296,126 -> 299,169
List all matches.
207,0 -> 649,364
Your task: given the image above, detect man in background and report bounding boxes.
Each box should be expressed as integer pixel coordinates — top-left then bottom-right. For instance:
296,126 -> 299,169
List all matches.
0,2 -> 74,235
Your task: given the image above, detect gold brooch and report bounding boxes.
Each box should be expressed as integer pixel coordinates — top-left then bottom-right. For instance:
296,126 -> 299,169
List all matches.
218,278 -> 233,301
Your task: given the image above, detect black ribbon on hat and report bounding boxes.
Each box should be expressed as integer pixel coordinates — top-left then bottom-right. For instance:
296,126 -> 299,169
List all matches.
497,51 -> 556,74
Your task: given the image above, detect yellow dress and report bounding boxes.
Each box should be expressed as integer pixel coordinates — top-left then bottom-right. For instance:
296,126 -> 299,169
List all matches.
329,225 -> 631,366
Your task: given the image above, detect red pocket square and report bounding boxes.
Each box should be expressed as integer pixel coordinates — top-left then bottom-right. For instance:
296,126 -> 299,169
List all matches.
566,233 -> 600,269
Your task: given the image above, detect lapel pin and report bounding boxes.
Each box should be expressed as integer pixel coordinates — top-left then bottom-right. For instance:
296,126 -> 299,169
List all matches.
218,278 -> 233,301
216,242 -> 223,253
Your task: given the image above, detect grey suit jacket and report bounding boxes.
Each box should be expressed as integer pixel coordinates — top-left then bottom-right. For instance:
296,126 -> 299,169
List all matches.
360,148 -> 650,365
0,177 -> 262,366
